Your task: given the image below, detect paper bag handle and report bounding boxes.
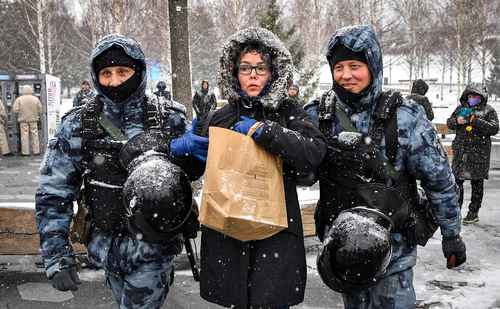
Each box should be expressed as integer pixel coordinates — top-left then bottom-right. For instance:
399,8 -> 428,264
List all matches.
247,122 -> 263,137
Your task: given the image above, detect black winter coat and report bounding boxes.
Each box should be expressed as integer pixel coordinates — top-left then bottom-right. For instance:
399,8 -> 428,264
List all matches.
447,102 -> 499,180
193,90 -> 217,117
197,100 -> 326,308
406,93 -> 434,121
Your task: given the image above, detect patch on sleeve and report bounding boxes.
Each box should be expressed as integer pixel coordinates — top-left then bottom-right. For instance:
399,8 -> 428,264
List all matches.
421,129 -> 447,159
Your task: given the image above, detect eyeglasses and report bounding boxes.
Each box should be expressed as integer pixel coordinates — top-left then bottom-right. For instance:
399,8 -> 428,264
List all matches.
238,63 -> 269,75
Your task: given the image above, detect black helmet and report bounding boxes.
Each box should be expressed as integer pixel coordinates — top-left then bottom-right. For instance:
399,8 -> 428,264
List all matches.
120,132 -> 193,243
156,80 -> 167,91
317,206 -> 393,293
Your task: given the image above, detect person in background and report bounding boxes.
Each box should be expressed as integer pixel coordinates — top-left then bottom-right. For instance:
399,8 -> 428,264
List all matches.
12,85 -> 42,155
447,84 -> 499,224
0,99 -> 12,156
406,79 -> 434,121
154,80 -> 172,101
192,79 -> 217,118
73,80 -> 95,107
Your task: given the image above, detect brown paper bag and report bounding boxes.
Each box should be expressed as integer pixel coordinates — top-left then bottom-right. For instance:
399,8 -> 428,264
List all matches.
199,124 -> 288,241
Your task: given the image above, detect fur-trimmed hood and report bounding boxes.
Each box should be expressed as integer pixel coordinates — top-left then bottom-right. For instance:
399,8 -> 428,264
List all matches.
217,27 -> 293,109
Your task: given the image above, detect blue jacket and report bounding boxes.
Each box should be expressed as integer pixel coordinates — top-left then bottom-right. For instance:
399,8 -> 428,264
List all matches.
35,34 -> 185,278
315,25 -> 461,276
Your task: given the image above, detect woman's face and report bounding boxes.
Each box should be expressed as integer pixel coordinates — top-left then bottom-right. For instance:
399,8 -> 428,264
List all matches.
98,66 -> 135,87
333,60 -> 371,94
237,51 -> 271,97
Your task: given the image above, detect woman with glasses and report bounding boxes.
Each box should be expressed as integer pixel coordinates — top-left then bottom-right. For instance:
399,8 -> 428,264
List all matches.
175,27 -> 326,309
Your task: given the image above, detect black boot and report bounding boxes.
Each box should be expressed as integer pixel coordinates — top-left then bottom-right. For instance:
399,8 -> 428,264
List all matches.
463,209 -> 479,224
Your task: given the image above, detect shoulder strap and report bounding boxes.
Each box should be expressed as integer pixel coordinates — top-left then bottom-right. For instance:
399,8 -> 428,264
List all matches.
98,113 -> 127,141
80,95 -> 127,141
385,106 -> 398,164
318,90 -> 335,137
371,91 -> 403,164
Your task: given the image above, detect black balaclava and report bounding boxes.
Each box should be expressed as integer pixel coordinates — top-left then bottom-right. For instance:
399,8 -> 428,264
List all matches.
94,45 -> 143,103
329,43 -> 371,110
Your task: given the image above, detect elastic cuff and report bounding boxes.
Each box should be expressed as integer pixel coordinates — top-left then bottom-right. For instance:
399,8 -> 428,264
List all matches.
45,256 -> 76,279
253,120 -> 276,145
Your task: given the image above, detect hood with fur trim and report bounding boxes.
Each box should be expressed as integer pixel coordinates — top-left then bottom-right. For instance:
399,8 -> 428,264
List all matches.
217,27 -> 293,110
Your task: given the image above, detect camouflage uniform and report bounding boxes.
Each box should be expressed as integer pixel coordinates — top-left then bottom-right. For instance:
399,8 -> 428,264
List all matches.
73,88 -> 96,107
303,98 -> 319,127
312,25 -> 462,309
35,34 -> 186,309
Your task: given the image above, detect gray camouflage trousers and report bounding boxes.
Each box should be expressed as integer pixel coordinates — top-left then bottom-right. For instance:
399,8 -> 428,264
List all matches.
87,232 -> 175,309
106,260 -> 173,309
342,268 -> 416,309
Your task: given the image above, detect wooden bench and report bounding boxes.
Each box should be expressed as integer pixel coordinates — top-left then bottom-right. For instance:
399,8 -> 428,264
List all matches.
0,205 -> 86,255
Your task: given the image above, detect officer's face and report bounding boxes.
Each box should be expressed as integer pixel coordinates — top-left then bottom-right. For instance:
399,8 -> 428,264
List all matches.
333,60 -> 371,94
98,66 -> 135,87
202,82 -> 208,90
238,52 -> 271,97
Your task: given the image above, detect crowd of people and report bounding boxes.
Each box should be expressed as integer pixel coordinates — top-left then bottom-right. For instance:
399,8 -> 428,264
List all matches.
33,23 -> 499,309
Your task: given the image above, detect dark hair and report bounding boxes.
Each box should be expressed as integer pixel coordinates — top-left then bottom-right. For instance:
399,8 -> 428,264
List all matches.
239,43 -> 272,65
232,42 -> 273,77
82,80 -> 91,86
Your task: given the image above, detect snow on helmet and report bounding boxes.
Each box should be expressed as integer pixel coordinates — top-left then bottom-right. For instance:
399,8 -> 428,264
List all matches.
317,206 -> 393,292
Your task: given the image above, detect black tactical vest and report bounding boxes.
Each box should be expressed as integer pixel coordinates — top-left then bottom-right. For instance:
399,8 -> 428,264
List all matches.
317,90 -> 419,243
78,95 -> 186,233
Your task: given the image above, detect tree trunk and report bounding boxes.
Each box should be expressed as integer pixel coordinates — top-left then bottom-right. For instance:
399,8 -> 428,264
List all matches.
112,0 -> 124,34
441,61 -> 445,101
46,7 -> 53,74
37,0 -> 46,74
169,0 -> 193,119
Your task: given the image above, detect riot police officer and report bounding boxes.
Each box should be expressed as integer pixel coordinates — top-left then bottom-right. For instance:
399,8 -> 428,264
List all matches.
35,34 -> 198,309
154,80 -> 172,100
312,25 -> 466,309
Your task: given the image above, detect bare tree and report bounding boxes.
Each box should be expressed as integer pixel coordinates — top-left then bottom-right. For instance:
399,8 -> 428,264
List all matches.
471,0 -> 500,84
389,0 -> 435,83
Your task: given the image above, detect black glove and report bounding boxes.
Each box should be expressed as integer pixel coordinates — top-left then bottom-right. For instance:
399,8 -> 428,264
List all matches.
50,263 -> 81,291
442,235 -> 467,269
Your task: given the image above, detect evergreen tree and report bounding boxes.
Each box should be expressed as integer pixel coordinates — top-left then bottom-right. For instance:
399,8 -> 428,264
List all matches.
487,46 -> 500,98
257,0 -> 304,69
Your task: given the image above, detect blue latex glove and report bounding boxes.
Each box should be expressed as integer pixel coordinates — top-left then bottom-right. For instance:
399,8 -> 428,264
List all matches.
232,116 -> 262,138
170,123 -> 209,162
